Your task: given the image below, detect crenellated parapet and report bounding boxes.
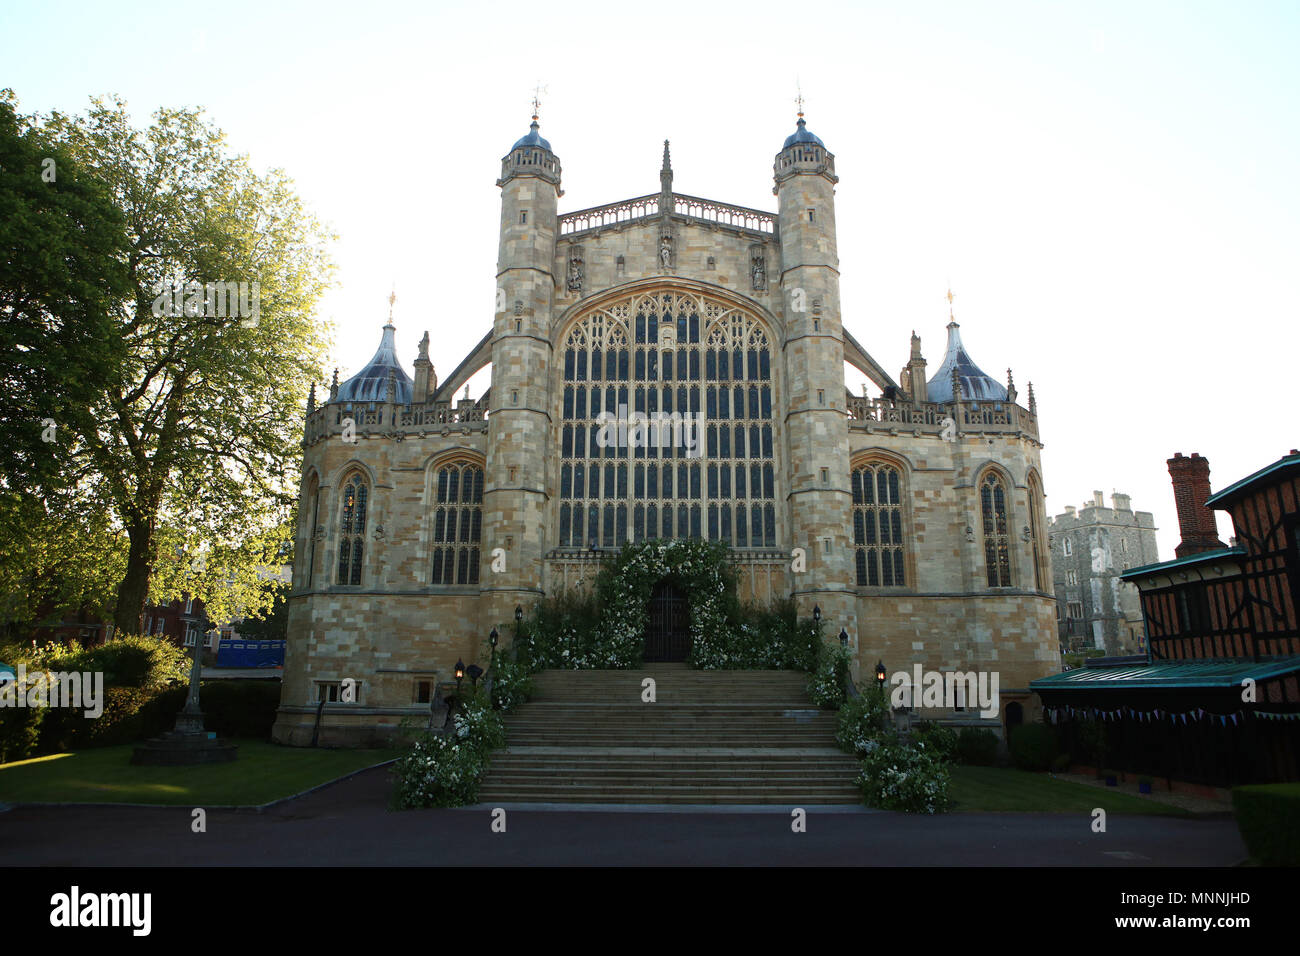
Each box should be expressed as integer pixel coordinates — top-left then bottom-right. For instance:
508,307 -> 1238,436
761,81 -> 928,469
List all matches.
303,396 -> 490,447
845,394 -> 1041,445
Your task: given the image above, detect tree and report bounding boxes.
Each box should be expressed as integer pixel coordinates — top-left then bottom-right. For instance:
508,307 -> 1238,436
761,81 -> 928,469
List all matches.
0,89 -> 133,635
37,96 -> 333,632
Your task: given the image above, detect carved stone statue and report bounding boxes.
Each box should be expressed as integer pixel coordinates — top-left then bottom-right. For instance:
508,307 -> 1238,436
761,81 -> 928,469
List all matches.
660,235 -> 672,268
567,250 -> 583,292
751,254 -> 766,289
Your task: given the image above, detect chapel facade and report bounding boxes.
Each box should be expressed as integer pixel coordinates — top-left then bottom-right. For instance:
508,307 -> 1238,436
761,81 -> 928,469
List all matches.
271,110 -> 1061,747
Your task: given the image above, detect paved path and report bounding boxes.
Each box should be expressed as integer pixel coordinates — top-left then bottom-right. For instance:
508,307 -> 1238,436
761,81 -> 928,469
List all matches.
0,767 -> 1245,866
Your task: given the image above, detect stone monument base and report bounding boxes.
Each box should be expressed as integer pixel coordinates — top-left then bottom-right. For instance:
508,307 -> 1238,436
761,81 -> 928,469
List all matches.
130,731 -> 239,766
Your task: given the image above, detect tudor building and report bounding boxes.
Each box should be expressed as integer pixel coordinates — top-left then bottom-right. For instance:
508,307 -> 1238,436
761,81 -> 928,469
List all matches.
271,110 -> 1061,747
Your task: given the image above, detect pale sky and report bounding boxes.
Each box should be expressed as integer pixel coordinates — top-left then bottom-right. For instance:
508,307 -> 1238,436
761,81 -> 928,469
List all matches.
6,0 -> 1297,559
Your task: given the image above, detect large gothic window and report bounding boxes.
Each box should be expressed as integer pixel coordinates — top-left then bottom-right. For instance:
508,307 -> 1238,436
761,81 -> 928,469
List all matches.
852,462 -> 906,586
1028,474 -> 1048,591
431,460 -> 484,585
558,291 -> 777,549
981,471 -> 1012,587
337,473 -> 368,585
303,474 -> 320,587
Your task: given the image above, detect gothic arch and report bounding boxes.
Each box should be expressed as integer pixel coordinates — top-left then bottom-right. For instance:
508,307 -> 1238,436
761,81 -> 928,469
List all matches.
975,464 -> 1016,589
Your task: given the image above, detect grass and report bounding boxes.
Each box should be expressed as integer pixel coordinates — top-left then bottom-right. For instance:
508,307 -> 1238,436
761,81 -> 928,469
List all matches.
949,765 -> 1191,815
0,739 -> 403,807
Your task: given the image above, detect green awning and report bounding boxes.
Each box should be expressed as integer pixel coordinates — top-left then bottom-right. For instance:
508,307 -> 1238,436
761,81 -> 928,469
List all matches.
1031,657 -> 1300,692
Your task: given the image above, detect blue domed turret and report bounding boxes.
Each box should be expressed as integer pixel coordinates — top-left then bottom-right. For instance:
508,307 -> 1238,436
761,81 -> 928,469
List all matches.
336,321 -> 413,405
510,118 -> 552,152
926,321 -> 1008,404
783,116 -> 825,150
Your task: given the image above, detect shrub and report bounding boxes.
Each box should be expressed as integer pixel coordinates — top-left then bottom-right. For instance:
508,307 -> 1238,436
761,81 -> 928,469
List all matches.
195,681 -> 282,738
857,740 -> 951,814
807,641 -> 851,709
1,634 -> 189,689
956,727 -> 999,766
489,654 -> 534,713
835,692 -> 892,755
1051,753 -> 1072,773
0,700 -> 46,763
391,688 -> 505,809
912,721 -> 958,762
1009,722 -> 1060,771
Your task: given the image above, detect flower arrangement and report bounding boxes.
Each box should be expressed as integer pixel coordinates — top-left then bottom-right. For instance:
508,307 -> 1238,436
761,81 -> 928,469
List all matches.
391,689 -> 504,809
857,738 -> 952,815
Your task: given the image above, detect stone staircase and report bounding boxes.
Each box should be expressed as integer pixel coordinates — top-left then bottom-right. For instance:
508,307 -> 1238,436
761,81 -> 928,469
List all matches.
477,665 -> 862,804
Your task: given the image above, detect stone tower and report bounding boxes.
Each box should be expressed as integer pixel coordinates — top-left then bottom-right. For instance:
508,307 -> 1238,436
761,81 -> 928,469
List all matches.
773,114 -> 858,656
486,113 -> 564,636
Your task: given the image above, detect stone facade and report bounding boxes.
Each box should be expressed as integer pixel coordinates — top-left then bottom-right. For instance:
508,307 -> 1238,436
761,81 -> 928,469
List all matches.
1048,492 -> 1159,655
272,113 -> 1062,747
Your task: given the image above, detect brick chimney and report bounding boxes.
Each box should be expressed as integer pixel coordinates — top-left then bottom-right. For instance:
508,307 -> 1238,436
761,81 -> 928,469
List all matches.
1167,452 -> 1226,558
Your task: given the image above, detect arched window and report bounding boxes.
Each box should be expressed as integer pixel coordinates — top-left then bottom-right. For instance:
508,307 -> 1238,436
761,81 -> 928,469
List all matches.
558,291 -> 777,548
303,474 -> 320,587
1027,474 -> 1048,591
981,471 -> 1012,587
431,460 -> 483,585
852,462 -> 906,586
337,473 -> 368,585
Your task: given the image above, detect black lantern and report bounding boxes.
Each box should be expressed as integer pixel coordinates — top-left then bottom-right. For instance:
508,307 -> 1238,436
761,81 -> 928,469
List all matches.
515,605 -> 523,624
813,605 -> 821,624
839,628 -> 849,648
455,659 -> 465,692
467,664 -> 484,688
875,660 -> 887,690
490,627 -> 499,648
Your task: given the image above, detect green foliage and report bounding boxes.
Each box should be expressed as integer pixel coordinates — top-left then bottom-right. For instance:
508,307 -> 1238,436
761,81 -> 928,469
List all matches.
24,93 -> 333,631
489,650 -> 534,713
2,634 -> 189,688
912,720 -> 959,762
194,681 -> 282,738
233,583 -> 289,641
1051,753 -> 1072,772
391,687 -> 505,809
956,727 -> 1000,766
807,640 -> 851,709
0,700 -> 47,763
1008,722 -> 1061,772
1231,783 -> 1300,866
516,544 -> 820,672
857,739 -> 952,814
835,691 -> 892,755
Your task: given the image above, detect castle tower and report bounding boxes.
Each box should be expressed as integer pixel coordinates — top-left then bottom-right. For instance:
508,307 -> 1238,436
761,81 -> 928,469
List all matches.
773,110 -> 858,653
483,109 -> 563,636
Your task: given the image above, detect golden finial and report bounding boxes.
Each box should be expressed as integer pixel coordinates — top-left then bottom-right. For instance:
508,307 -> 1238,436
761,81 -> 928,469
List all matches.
388,285 -> 397,322
946,286 -> 955,320
795,79 -> 805,119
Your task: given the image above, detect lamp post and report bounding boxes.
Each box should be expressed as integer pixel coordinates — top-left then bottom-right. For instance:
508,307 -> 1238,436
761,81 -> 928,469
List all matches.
489,627 -> 498,668
454,659 -> 465,697
875,660 -> 887,694
839,628 -> 849,648
813,605 -> 821,625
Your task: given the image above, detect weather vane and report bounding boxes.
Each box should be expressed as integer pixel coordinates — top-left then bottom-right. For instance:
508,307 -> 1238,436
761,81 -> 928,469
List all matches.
531,81 -> 548,121
946,286 -> 955,320
388,285 -> 397,321
795,79 -> 805,118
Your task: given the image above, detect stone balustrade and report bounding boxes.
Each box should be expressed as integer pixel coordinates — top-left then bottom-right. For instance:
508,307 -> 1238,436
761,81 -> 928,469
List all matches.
846,395 -> 1039,442
303,398 -> 490,446
558,193 -> 777,240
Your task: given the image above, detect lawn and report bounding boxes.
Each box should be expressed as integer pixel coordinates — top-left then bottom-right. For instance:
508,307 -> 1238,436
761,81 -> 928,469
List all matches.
0,740 -> 402,807
949,765 -> 1190,815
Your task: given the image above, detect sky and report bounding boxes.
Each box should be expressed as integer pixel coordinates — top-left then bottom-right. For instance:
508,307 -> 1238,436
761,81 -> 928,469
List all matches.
5,0 -> 1297,559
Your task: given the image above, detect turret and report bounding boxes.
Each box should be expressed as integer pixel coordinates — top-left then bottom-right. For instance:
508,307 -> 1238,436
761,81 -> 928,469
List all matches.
772,108 -> 856,659
906,330 -> 928,402
484,107 -> 562,637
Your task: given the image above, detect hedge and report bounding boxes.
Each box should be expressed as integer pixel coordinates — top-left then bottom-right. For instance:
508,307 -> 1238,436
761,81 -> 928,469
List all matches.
1008,722 -> 1060,771
1232,783 -> 1300,866
956,727 -> 999,766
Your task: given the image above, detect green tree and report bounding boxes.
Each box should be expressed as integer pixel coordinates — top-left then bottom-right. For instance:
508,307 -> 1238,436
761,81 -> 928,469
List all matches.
0,89 -> 133,635
37,96 -> 333,633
